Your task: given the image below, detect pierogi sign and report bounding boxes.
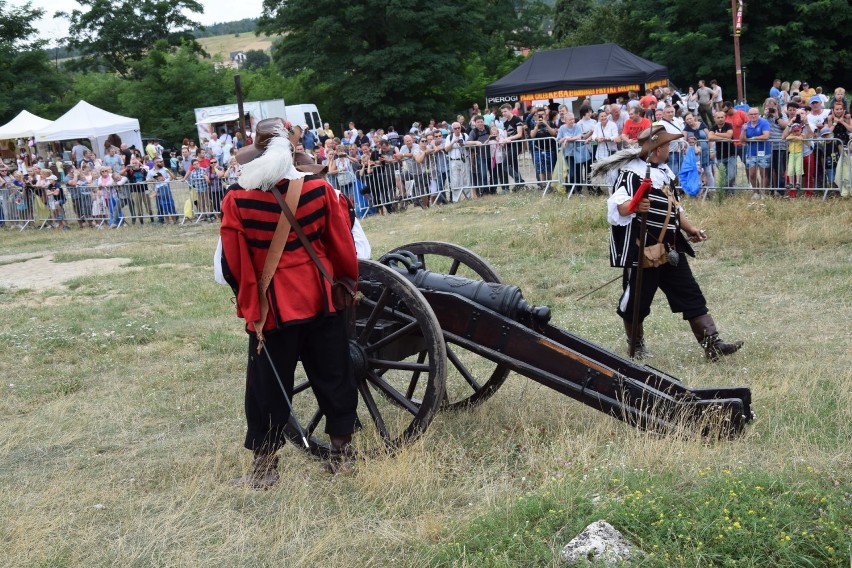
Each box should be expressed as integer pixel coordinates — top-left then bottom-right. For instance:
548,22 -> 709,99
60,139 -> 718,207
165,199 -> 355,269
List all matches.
486,95 -> 520,105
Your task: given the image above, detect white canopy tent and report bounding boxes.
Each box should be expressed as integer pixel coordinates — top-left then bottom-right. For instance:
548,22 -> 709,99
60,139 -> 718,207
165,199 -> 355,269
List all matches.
34,100 -> 143,159
0,110 -> 54,139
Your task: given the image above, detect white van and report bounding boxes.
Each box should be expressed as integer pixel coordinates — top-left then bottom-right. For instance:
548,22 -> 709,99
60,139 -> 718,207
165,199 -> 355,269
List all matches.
285,104 -> 323,135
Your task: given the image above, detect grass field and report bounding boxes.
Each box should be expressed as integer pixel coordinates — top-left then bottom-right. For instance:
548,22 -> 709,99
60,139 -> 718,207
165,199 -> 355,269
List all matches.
0,191 -> 850,567
196,31 -> 275,61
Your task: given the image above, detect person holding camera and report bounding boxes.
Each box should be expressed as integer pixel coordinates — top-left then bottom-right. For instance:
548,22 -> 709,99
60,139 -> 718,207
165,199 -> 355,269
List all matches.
466,115 -> 493,195
401,136 -> 434,208
782,104 -> 812,197
369,139 -> 401,207
499,103 -> 527,188
763,98 -> 788,194
328,145 -> 358,202
444,122 -> 471,202
530,108 -> 557,190
683,113 -> 713,189
207,158 -> 227,217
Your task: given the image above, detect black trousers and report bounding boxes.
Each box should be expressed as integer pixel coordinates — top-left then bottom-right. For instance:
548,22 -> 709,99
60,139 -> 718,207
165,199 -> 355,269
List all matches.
616,255 -> 708,322
506,146 -> 524,183
243,313 -> 358,452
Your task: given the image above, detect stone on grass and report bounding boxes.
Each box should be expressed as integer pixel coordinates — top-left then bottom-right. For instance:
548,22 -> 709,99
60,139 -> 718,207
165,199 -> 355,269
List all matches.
560,520 -> 642,565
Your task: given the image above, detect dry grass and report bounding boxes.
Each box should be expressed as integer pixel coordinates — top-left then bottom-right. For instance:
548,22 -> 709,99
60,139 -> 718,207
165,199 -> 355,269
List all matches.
0,192 -> 850,566
196,32 -> 276,61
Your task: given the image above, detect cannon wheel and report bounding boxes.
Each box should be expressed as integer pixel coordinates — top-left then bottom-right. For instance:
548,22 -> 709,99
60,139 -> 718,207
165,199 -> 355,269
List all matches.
383,241 -> 511,409
284,259 -> 447,458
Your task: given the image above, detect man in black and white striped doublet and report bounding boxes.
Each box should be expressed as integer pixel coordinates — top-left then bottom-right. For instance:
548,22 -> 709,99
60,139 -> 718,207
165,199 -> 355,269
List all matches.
604,125 -> 743,361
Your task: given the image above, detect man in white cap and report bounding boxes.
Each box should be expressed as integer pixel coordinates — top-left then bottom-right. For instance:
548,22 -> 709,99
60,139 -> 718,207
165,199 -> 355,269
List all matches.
219,118 -> 359,487
806,95 -> 830,132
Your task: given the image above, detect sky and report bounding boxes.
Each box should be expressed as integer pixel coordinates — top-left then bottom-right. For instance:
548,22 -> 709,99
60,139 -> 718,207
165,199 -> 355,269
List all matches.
11,0 -> 265,44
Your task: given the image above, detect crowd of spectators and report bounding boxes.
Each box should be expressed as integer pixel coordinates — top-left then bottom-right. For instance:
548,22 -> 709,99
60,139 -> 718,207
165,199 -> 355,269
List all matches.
0,134 -> 247,228
2,78 -> 849,229
292,79 -> 850,209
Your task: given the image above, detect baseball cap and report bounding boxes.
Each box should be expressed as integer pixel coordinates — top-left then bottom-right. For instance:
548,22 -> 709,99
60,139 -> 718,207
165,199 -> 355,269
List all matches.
809,95 -> 822,104
820,126 -> 831,136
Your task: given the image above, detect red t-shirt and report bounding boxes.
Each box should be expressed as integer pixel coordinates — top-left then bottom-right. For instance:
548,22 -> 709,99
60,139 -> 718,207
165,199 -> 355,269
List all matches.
726,110 -> 749,146
622,117 -> 652,141
639,95 -> 657,110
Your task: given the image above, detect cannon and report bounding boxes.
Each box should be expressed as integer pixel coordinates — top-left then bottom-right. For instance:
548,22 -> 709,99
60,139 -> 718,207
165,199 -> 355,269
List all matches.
283,242 -> 754,458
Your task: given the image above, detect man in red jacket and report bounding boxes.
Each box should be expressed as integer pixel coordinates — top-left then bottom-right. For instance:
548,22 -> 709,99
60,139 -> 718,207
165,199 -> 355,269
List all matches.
219,118 -> 359,488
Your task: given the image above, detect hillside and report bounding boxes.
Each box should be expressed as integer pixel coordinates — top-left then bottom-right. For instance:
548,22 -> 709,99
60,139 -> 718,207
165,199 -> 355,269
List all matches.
196,31 -> 276,60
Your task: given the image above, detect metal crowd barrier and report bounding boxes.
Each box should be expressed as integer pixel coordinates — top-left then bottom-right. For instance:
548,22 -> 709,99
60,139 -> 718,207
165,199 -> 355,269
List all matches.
0,177 -> 227,231
337,138 -> 569,212
3,140 -> 849,232
670,138 -> 850,199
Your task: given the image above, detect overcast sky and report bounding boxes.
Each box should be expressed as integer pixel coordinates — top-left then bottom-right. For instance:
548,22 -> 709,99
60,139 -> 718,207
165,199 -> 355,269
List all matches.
12,0 -> 265,44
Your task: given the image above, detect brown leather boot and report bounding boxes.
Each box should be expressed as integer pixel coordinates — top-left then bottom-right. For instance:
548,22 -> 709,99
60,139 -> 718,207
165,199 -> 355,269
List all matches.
689,314 -> 743,361
325,435 -> 355,474
230,452 -> 280,490
623,319 -> 652,359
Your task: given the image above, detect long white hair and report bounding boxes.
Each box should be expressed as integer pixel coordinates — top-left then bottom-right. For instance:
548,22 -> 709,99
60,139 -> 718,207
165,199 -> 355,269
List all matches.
237,126 -> 305,191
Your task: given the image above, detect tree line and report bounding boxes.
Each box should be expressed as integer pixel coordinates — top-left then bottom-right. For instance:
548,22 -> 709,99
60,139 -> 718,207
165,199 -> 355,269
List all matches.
2,0 -> 849,149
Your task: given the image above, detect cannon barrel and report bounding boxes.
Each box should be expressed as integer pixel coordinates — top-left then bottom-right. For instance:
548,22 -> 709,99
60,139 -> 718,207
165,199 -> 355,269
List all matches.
383,251 -> 551,326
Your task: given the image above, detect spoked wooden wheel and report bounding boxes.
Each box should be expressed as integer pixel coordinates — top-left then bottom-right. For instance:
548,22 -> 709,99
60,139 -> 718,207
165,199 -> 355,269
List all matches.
285,259 -> 446,458
382,241 -> 511,409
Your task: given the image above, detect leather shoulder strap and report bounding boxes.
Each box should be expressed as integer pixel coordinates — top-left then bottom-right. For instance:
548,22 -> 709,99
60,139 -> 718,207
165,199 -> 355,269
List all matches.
657,184 -> 675,243
253,178 -> 303,344
260,178 -> 303,292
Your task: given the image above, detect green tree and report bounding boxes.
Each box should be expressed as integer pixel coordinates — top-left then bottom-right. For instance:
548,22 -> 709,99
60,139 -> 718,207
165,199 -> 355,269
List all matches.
738,0 -> 851,96
119,42 -> 231,145
495,0 -> 556,52
37,42 -> 230,148
258,0 -> 494,127
242,49 -> 271,70
0,1 -> 64,123
553,0 -> 632,55
59,0 -> 205,76
191,18 -> 258,38
607,0 -> 851,101
453,45 -> 524,115
552,0 -> 596,43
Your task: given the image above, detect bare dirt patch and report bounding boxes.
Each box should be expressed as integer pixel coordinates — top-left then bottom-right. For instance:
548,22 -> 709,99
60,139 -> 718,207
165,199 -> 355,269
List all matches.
0,255 -> 133,290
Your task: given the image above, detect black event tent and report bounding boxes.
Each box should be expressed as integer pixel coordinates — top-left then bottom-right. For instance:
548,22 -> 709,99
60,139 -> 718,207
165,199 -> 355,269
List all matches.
485,43 -> 668,106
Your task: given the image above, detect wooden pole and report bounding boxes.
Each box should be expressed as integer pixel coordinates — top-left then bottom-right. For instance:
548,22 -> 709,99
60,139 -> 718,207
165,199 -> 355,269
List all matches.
234,74 -> 247,141
733,0 -> 744,103
629,211 -> 648,358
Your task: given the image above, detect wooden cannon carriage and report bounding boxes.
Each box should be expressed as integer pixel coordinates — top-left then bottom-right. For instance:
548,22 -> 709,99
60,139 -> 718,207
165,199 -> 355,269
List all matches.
283,242 -> 754,457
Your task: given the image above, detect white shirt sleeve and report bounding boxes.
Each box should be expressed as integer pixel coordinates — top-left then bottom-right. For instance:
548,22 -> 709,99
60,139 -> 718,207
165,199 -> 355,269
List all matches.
351,218 -> 371,260
213,237 -> 228,286
607,183 -> 634,226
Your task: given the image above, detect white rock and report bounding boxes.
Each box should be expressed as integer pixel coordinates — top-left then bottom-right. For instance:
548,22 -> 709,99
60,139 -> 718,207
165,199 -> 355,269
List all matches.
560,520 -> 641,565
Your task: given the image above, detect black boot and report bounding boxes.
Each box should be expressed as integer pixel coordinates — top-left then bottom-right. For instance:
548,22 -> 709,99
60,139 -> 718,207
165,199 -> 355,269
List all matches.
689,314 -> 743,361
623,319 -> 652,359
325,434 -> 355,474
230,452 -> 280,490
